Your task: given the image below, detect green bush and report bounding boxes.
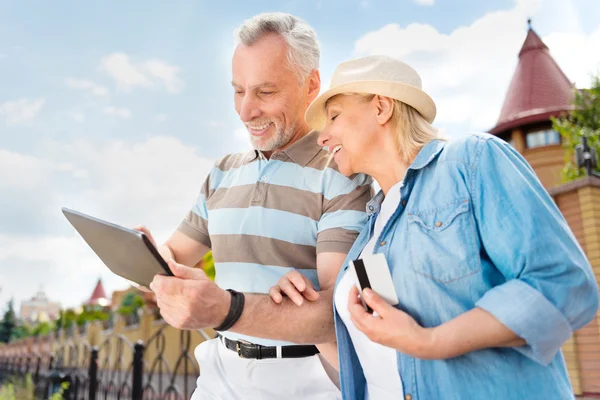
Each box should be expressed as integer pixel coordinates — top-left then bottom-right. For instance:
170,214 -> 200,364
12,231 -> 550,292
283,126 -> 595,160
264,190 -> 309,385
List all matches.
0,374 -> 68,400
118,292 -> 145,317
49,381 -> 69,400
0,374 -> 34,400
552,74 -> 600,182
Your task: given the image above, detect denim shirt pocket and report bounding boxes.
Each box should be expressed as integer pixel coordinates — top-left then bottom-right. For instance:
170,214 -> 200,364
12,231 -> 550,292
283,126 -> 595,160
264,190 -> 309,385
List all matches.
407,198 -> 480,283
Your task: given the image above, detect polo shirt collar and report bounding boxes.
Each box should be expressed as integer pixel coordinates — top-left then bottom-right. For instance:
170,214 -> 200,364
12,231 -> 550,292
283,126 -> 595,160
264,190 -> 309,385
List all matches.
243,130 -> 322,167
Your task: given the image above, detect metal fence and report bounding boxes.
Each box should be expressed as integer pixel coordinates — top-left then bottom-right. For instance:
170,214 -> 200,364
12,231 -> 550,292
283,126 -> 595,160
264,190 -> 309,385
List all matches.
0,322 -> 212,399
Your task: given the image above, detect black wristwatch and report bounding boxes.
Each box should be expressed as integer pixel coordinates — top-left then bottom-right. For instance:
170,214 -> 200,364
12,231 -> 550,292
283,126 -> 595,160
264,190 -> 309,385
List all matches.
214,289 -> 245,331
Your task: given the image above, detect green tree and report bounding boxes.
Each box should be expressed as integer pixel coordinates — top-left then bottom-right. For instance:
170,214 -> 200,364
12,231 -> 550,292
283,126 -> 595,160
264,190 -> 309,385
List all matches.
31,321 -> 53,337
0,299 -> 17,343
12,322 -> 32,340
117,292 -> 145,317
76,306 -> 109,326
54,307 -> 109,331
55,309 -> 78,331
552,74 -> 600,182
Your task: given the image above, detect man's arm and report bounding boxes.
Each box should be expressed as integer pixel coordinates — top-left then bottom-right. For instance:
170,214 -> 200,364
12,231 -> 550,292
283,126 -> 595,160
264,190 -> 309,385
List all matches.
228,172 -> 372,343
228,251 -> 347,344
150,251 -> 348,344
164,231 -> 210,267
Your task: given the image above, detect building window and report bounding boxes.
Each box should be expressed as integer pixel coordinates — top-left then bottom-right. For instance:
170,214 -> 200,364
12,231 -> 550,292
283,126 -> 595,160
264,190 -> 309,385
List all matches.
526,129 -> 560,148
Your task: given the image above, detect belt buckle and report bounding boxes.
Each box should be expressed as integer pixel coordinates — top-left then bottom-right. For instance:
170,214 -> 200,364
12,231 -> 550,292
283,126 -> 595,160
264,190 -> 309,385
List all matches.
236,339 -> 253,358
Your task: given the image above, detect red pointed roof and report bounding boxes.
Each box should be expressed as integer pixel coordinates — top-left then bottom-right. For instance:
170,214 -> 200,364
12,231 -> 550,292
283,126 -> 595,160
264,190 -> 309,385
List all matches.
490,26 -> 575,135
87,279 -> 108,305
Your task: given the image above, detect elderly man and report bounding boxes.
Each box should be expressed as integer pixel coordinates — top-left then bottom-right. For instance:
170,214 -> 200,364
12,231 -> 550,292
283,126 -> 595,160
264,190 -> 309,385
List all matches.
140,12 -> 371,399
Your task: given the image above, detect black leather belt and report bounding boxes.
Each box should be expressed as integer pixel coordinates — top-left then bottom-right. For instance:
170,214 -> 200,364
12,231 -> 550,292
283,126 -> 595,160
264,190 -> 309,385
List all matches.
217,334 -> 319,360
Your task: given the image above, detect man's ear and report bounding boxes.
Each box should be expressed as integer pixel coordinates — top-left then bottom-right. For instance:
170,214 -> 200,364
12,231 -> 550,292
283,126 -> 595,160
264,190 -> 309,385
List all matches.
306,69 -> 321,105
374,95 -> 394,126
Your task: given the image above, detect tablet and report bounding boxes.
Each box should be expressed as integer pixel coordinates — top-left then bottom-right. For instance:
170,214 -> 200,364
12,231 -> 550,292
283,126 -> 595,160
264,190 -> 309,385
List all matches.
62,207 -> 173,288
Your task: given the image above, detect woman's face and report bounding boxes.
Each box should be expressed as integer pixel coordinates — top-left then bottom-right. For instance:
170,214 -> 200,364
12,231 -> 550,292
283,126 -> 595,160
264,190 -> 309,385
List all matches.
317,94 -> 379,176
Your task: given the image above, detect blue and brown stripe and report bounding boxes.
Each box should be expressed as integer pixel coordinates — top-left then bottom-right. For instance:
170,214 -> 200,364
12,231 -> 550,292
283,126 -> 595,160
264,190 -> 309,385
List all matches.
178,131 -> 372,346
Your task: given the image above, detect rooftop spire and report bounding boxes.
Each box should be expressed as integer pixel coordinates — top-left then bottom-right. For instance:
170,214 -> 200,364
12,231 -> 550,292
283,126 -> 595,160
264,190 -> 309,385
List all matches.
87,278 -> 108,306
489,22 -> 574,135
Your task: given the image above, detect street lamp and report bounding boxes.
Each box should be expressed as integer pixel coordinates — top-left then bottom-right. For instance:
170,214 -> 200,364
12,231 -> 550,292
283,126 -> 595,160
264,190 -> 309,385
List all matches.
575,135 -> 598,176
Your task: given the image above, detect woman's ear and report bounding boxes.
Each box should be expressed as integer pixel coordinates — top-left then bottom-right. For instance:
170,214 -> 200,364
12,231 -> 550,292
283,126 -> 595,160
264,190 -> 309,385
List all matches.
374,95 -> 394,126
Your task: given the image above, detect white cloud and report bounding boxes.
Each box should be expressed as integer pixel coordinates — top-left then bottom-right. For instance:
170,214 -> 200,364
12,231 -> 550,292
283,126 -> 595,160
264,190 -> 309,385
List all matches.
100,53 -> 184,93
143,59 -> 185,93
208,120 -> 225,128
0,235 -> 105,275
0,149 -> 46,189
100,53 -> 150,89
0,234 -> 130,309
104,106 -> 132,118
234,125 -> 253,149
45,136 -> 214,237
0,136 -> 214,308
0,98 -> 45,125
544,30 -> 600,88
353,0 -> 600,132
415,0 -> 434,5
235,126 -> 246,140
0,148 -> 87,190
70,111 -> 86,123
65,78 -> 109,96
155,113 -> 168,122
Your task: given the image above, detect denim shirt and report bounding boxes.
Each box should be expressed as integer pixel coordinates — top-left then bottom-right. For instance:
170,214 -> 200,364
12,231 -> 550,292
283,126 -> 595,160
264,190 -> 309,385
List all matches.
334,133 -> 599,400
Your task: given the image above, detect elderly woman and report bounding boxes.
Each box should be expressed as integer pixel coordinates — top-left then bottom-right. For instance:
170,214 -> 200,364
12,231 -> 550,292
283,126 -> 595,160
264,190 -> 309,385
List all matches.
270,55 -> 599,400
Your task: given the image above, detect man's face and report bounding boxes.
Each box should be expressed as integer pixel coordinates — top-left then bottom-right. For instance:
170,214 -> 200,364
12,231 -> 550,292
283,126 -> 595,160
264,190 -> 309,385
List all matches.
232,34 -> 313,152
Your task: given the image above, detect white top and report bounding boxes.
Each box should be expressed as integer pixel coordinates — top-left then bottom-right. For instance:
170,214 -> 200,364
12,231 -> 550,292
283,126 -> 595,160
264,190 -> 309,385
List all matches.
335,181 -> 404,400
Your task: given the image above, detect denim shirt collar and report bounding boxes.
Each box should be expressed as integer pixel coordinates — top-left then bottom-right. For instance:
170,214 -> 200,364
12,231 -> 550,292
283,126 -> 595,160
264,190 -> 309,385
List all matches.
366,191 -> 385,215
409,139 -> 446,170
365,139 -> 446,216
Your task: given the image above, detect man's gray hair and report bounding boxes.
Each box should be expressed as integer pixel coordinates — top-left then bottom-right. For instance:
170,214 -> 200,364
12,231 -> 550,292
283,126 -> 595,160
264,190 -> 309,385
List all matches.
235,12 -> 320,81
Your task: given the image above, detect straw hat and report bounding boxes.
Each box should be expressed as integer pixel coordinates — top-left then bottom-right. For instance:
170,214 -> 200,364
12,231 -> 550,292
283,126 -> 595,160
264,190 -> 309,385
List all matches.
305,55 -> 436,131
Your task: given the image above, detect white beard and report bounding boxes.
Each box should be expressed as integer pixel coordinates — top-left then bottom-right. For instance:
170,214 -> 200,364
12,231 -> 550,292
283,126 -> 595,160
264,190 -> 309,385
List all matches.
250,122 -> 296,152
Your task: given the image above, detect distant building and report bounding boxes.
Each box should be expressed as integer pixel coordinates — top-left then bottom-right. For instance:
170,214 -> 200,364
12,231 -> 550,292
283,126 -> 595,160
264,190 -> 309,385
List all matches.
85,279 -> 110,307
489,22 -> 575,188
19,287 -> 61,323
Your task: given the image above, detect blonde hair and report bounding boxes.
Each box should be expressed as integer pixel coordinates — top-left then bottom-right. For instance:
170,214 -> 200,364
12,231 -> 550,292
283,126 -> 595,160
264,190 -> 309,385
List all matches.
354,94 -> 442,163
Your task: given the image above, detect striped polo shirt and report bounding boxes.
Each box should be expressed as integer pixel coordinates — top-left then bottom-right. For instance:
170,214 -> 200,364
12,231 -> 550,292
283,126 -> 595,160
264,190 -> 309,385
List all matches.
178,131 -> 372,346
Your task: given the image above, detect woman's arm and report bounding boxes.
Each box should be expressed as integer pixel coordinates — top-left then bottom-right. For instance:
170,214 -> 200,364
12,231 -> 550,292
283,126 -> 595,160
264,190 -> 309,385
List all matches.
424,307 -> 526,359
471,137 -> 598,364
348,286 -> 524,360
349,136 -> 598,364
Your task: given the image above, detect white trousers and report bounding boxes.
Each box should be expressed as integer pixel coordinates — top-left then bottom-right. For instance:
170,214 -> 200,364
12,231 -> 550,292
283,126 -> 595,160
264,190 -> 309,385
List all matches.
191,338 -> 341,400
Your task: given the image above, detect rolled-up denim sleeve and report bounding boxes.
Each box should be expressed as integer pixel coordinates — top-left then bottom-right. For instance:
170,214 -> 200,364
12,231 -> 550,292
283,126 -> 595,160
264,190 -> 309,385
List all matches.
471,136 -> 599,365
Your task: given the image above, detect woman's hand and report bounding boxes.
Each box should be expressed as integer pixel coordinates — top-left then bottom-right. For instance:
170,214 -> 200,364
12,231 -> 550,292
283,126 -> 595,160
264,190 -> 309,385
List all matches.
349,285 -> 528,360
269,270 -> 320,306
348,285 -> 435,359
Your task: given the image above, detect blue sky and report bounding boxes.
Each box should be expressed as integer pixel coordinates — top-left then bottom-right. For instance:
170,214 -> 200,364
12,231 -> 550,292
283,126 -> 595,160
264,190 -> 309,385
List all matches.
1,0 -> 599,313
